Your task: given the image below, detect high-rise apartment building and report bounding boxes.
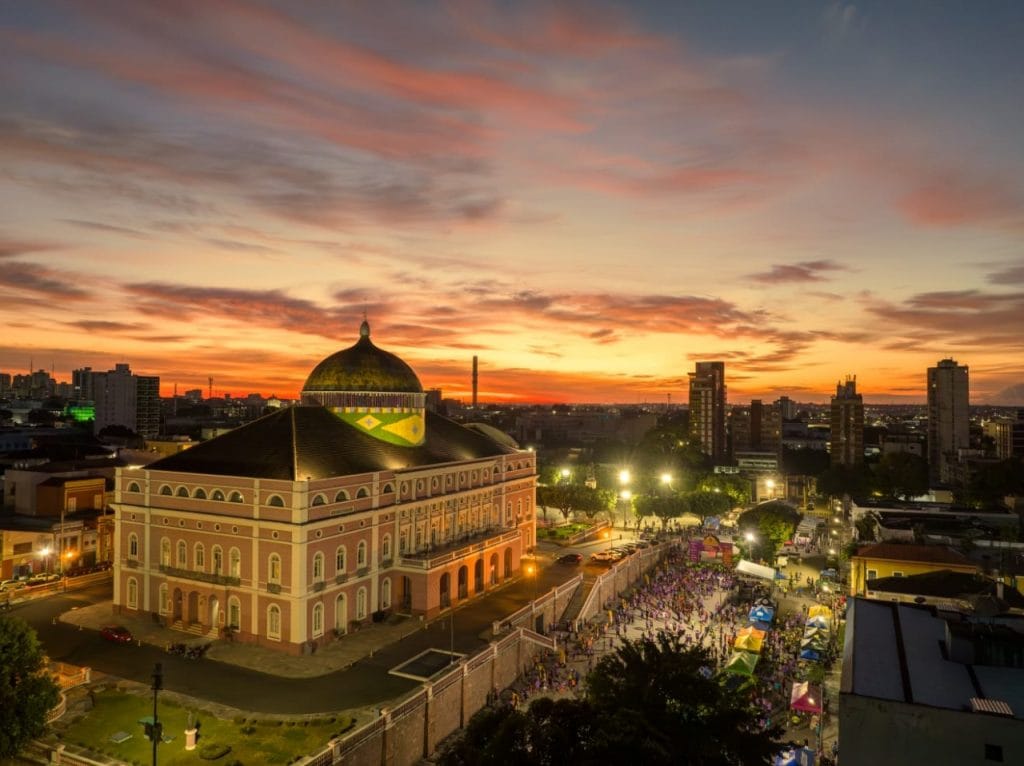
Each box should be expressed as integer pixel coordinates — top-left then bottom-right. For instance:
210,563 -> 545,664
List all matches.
91,363 -> 161,438
688,361 -> 726,461
927,358 -> 969,484
731,399 -> 782,456
830,376 -> 863,467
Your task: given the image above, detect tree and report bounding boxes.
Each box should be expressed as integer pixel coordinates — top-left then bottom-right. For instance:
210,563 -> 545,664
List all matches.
817,464 -> 868,500
634,493 -> 689,529
687,490 -> 732,521
738,502 -> 799,562
440,635 -> 781,766
536,484 -> 614,523
0,616 -> 61,758
695,474 -> 751,507
872,453 -> 928,500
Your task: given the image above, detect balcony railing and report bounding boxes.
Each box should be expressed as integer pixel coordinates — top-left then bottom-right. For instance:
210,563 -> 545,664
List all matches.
335,573 -> 348,585
311,580 -> 325,592
158,565 -> 240,587
398,527 -> 522,570
267,583 -> 282,594
356,567 -> 369,578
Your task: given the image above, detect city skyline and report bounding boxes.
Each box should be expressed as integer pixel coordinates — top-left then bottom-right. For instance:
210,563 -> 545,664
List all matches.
2,2 -> 1023,404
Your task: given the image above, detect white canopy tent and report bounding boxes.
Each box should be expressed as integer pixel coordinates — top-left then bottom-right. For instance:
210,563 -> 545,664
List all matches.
736,560 -> 778,581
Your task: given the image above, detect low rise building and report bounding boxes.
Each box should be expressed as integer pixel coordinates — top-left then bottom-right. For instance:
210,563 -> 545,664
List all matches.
850,542 -> 977,596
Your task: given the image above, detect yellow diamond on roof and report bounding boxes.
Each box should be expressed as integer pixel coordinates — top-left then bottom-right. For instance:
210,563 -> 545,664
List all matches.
356,414 -> 382,431
381,414 -> 425,445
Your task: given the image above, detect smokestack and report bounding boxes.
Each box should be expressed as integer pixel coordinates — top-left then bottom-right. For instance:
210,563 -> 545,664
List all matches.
472,355 -> 478,409
208,376 -> 213,400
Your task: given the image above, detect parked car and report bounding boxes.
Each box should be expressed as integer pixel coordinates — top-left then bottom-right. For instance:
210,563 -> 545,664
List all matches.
100,625 -> 134,643
556,553 -> 583,565
0,579 -> 27,592
28,573 -> 61,585
590,551 -> 614,563
820,568 -> 838,580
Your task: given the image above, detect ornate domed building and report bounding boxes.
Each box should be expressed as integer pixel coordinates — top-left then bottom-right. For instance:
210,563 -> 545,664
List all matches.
111,323 -> 536,654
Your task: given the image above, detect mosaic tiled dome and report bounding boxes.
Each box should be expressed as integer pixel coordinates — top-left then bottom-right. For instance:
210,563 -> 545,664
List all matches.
302,320 -> 423,394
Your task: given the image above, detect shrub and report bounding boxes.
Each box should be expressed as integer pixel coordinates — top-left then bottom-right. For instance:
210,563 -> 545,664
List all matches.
198,742 -> 232,760
240,725 -> 256,735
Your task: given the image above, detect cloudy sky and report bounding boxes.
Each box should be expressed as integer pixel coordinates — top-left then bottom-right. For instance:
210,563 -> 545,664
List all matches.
2,1 -> 1022,404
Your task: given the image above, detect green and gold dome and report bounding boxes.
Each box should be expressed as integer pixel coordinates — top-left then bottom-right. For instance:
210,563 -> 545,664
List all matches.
301,321 -> 426,446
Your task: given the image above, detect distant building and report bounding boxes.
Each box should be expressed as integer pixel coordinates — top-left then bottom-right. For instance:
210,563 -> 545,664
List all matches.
731,399 -> 781,456
840,598 -> 1024,766
830,376 -> 863,467
688,361 -> 726,461
850,542 -> 977,596
89,364 -> 161,438
928,358 -> 969,484
985,413 -> 1024,460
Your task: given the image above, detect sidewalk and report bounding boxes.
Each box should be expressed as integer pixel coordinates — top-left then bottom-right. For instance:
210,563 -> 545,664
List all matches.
61,601 -> 433,678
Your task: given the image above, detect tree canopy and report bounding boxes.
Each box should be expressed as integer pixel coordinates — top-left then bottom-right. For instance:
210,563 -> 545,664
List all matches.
536,484 -> 615,522
738,502 -> 800,561
0,616 -> 61,758
871,452 -> 929,500
439,635 -> 781,765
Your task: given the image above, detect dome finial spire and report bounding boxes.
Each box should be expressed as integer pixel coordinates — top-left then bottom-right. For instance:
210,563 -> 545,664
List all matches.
359,311 -> 370,338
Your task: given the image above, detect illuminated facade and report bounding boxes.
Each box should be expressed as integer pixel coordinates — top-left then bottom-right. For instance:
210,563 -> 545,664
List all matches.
111,323 -> 536,654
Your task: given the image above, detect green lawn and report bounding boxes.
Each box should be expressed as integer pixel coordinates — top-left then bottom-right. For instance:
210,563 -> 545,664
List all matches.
58,689 -> 353,766
538,523 -> 589,540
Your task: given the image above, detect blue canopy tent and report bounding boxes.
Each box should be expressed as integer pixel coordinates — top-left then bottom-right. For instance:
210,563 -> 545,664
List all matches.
748,619 -> 772,632
749,604 -> 775,623
799,647 -> 822,662
806,614 -> 830,630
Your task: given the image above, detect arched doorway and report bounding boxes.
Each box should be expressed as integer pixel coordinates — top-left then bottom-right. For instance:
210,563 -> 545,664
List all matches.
457,565 -> 468,599
489,553 -> 499,585
439,572 -> 451,608
335,593 -> 347,634
474,559 -> 484,593
172,588 -> 183,621
503,548 -> 513,578
186,591 -> 199,624
209,596 -> 220,629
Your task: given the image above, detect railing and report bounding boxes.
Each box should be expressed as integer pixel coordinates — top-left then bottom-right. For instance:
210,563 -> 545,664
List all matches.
398,528 -> 522,570
46,693 -> 67,723
158,565 -> 241,587
335,573 -> 348,584
356,567 -> 369,578
267,583 -> 282,594
123,558 -> 139,568
311,580 -> 325,592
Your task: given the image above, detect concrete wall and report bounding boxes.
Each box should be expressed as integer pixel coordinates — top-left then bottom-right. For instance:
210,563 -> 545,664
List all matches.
840,693 -> 1024,766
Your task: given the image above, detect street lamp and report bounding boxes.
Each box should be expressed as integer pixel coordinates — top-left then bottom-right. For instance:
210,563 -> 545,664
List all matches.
618,469 -> 631,485
560,468 -> 571,481
765,478 -> 775,500
660,472 -> 672,487
39,546 -> 52,574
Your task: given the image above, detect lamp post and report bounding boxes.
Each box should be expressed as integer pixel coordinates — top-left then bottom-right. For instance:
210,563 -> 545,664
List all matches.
617,469 -> 631,529
744,531 -> 757,562
765,478 -> 775,502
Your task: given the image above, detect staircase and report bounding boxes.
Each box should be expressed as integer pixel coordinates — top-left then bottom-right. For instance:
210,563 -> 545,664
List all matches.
171,620 -> 219,640
559,577 -> 595,626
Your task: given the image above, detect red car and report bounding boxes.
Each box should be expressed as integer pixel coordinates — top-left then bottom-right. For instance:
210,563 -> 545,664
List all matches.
100,625 -> 133,643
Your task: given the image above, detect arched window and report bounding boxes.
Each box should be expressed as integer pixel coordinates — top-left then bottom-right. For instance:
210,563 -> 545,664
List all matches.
159,485 -> 172,496
312,603 -> 324,638
128,534 -> 139,559
160,538 -> 171,567
194,543 -> 205,571
356,487 -> 369,499
335,546 -> 346,574
126,577 -> 138,609
229,548 -> 241,578
357,541 -> 367,567
312,552 -> 324,581
158,583 -> 169,614
382,534 -> 392,561
400,530 -> 408,554
211,489 -> 225,501
176,486 -> 188,497
334,489 -> 349,503
212,545 -> 223,575
356,588 -> 367,620
267,605 -> 281,640
176,541 -> 187,567
311,494 -> 326,507
267,494 -> 285,507
381,578 -> 392,609
268,554 -> 281,583
229,491 -> 243,503
382,483 -> 394,494
228,597 -> 240,630
127,481 -> 141,493
194,488 -> 207,499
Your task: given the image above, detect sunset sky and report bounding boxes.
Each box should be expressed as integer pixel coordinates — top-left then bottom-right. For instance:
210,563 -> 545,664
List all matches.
2,1 -> 1023,405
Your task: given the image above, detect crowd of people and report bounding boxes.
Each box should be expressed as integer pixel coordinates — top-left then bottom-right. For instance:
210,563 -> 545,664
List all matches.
493,536 -> 842,762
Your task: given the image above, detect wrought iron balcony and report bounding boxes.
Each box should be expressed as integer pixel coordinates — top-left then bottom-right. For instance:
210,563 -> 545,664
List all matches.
158,565 -> 240,587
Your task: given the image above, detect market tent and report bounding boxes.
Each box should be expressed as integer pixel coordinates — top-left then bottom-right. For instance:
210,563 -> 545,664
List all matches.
808,605 -> 832,621
801,635 -> 827,651
736,560 -> 777,581
749,619 -> 772,632
750,604 -> 775,623
723,650 -> 759,676
799,647 -> 822,662
734,632 -> 765,653
775,748 -> 816,766
790,681 -> 823,713
736,626 -> 767,641
806,614 -> 830,629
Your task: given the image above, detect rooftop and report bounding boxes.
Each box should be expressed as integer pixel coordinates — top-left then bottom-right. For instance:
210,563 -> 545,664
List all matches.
854,542 -> 974,567
146,406 -> 519,481
867,569 -> 1024,610
842,598 -> 1024,720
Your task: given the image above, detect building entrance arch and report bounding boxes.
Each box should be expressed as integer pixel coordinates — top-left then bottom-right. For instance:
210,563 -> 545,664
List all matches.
172,588 -> 183,621
474,559 -> 484,593
489,553 -> 498,585
440,572 -> 451,608
457,565 -> 468,599
186,591 -> 199,624
503,548 -> 512,578
209,596 -> 220,628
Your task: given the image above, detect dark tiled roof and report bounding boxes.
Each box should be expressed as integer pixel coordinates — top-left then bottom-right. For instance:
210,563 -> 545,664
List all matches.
854,542 -> 973,566
147,406 -> 519,480
868,569 -> 1024,608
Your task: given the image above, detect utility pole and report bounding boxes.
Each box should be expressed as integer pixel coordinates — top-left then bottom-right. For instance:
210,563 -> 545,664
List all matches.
147,663 -> 163,766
